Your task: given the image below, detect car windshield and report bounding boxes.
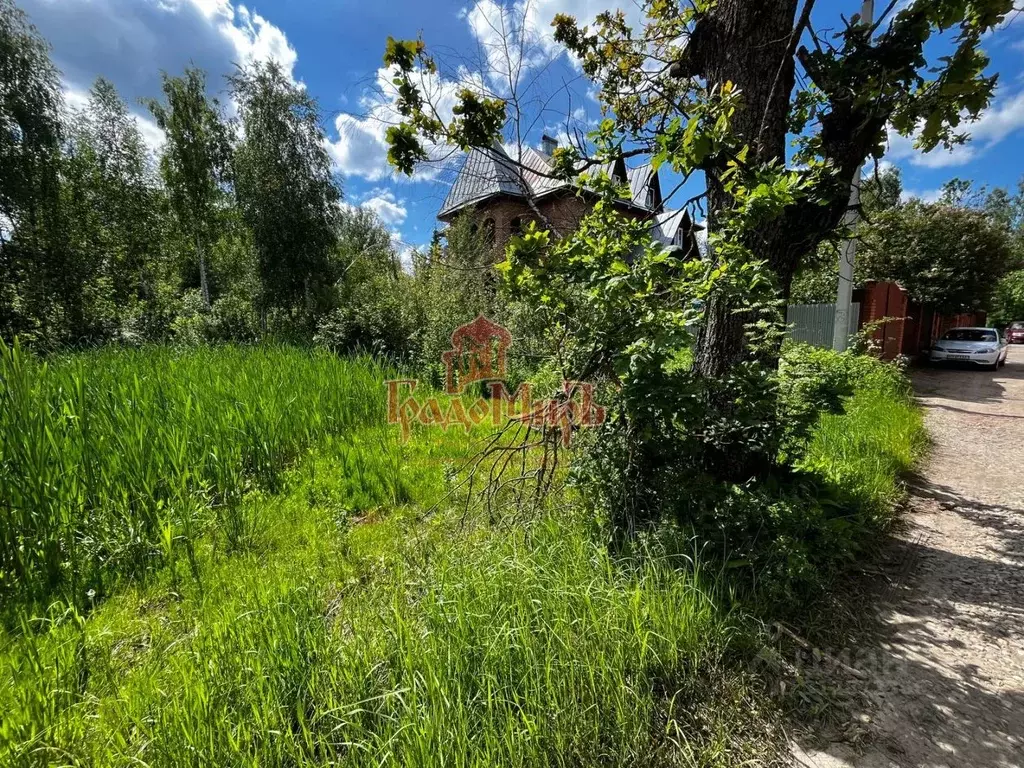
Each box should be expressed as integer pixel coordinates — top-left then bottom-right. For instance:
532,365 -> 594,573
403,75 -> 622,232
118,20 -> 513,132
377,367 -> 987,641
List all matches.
1011,322 -> 1024,329
942,329 -> 996,342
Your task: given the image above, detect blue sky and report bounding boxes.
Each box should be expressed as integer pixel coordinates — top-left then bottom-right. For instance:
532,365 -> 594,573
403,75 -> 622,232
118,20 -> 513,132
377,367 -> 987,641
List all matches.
20,0 -> 1024,257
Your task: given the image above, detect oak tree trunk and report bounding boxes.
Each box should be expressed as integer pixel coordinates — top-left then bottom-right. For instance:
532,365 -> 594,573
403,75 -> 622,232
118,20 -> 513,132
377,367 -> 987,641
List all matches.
689,0 -> 800,378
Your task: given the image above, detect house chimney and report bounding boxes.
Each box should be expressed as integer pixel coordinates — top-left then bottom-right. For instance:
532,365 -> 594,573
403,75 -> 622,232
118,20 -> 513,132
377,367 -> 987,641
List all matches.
541,134 -> 558,155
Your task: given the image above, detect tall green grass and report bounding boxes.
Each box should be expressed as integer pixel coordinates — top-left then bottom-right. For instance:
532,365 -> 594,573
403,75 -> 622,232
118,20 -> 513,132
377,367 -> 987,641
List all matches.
798,358 -> 926,524
0,343 -> 924,767
1,512 -> 773,767
0,342 -> 387,610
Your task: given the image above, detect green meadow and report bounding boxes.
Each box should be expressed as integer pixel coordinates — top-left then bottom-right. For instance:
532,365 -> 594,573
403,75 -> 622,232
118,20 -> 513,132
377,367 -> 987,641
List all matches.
0,343 -> 923,766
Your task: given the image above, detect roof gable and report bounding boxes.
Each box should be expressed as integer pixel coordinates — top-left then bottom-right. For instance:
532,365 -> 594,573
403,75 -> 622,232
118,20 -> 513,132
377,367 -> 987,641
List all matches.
627,165 -> 661,210
439,144 -> 668,218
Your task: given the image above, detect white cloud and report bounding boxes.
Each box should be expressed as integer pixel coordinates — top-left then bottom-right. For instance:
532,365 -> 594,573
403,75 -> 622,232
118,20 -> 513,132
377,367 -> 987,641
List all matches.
22,0 -> 301,164
62,86 -> 91,113
19,0 -> 298,108
993,7 -> 1024,33
329,113 -> 391,181
901,188 -> 943,204
862,159 -> 895,177
361,189 -> 408,226
886,89 -> 1024,168
327,66 -> 476,181
330,1 -> 616,181
462,0 -> 646,81
214,3 -> 297,78
523,0 -> 644,61
329,0 -> 638,182
461,0 -> 553,91
136,112 -> 167,155
962,89 -> 1024,143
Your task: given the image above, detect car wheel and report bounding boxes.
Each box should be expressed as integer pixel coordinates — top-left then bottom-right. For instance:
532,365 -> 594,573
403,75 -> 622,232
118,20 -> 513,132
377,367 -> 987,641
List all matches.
988,361 -> 999,371
999,355 -> 1007,368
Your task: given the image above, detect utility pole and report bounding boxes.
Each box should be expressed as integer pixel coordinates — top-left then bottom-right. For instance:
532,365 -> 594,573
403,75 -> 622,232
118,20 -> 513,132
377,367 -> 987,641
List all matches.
832,0 -> 874,352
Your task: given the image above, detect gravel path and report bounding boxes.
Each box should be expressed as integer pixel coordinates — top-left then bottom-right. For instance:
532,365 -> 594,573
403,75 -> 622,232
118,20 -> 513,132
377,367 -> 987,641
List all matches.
793,345 -> 1024,768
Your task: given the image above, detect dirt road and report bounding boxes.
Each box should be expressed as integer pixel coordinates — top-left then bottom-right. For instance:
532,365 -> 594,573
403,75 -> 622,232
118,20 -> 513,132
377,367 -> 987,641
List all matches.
793,345 -> 1024,768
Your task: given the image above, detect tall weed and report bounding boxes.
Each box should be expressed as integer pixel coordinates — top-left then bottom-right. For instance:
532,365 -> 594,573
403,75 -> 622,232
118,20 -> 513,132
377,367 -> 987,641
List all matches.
0,342 -> 386,611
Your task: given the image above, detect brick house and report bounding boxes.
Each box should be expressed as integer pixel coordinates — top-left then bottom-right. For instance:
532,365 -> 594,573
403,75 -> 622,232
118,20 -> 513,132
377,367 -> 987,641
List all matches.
437,135 -> 702,255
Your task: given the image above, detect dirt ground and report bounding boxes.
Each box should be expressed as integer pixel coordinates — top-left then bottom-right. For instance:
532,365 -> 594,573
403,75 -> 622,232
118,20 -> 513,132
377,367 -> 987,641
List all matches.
792,345 -> 1024,768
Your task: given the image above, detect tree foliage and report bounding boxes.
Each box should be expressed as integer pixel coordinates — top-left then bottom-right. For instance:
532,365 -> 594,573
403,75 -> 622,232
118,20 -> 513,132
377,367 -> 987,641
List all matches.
230,61 -> 341,325
147,68 -> 232,308
860,200 -> 1012,312
0,0 -> 65,340
383,0 -> 1012,377
72,79 -> 166,316
0,0 -> 62,224
991,269 -> 1024,326
377,0 -> 1014,530
315,206 -> 416,357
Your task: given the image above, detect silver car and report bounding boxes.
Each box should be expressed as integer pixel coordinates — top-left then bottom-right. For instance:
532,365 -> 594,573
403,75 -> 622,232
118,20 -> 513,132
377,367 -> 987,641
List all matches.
929,327 -> 1009,370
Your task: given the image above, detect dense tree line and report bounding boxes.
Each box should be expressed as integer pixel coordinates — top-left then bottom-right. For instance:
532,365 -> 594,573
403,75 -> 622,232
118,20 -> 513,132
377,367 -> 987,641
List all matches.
1,0 -> 500,365
792,166 -> 1024,322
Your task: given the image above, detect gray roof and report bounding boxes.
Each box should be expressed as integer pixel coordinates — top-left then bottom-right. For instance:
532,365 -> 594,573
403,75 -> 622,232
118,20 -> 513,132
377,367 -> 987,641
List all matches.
654,208 -> 706,244
653,209 -> 686,245
438,146 -> 525,218
439,144 -> 664,219
627,165 -> 656,207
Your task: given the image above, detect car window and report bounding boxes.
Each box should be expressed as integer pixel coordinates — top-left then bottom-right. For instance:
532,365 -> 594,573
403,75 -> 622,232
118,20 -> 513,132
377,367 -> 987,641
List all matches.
1011,322 -> 1024,329
942,329 -> 997,342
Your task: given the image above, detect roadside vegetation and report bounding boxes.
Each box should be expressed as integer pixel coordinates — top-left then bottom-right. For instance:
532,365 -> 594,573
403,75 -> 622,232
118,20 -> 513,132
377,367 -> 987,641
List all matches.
793,169 -> 1024,315
1,342 -> 924,766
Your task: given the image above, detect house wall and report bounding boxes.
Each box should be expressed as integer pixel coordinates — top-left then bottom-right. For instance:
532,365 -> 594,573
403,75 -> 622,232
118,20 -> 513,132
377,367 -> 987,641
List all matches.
475,194 -> 591,250
444,192 -> 656,258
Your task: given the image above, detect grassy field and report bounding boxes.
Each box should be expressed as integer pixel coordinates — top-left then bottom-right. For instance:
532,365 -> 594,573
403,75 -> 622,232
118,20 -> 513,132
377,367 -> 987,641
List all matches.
0,343 -> 925,767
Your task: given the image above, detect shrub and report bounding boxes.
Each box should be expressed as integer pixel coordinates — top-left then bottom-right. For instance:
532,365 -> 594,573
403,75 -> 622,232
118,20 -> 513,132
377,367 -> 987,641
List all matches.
314,272 -> 418,359
777,341 -> 909,455
738,344 -> 921,603
169,289 -> 207,346
207,291 -> 259,342
576,343 -> 923,606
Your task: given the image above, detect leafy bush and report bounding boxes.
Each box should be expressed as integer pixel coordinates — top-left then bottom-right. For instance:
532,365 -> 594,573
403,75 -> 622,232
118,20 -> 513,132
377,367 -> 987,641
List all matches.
207,291 -> 260,342
711,344 -> 921,604
776,341 -> 909,456
315,271 -> 418,358
169,289 -> 207,345
575,342 -> 923,606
